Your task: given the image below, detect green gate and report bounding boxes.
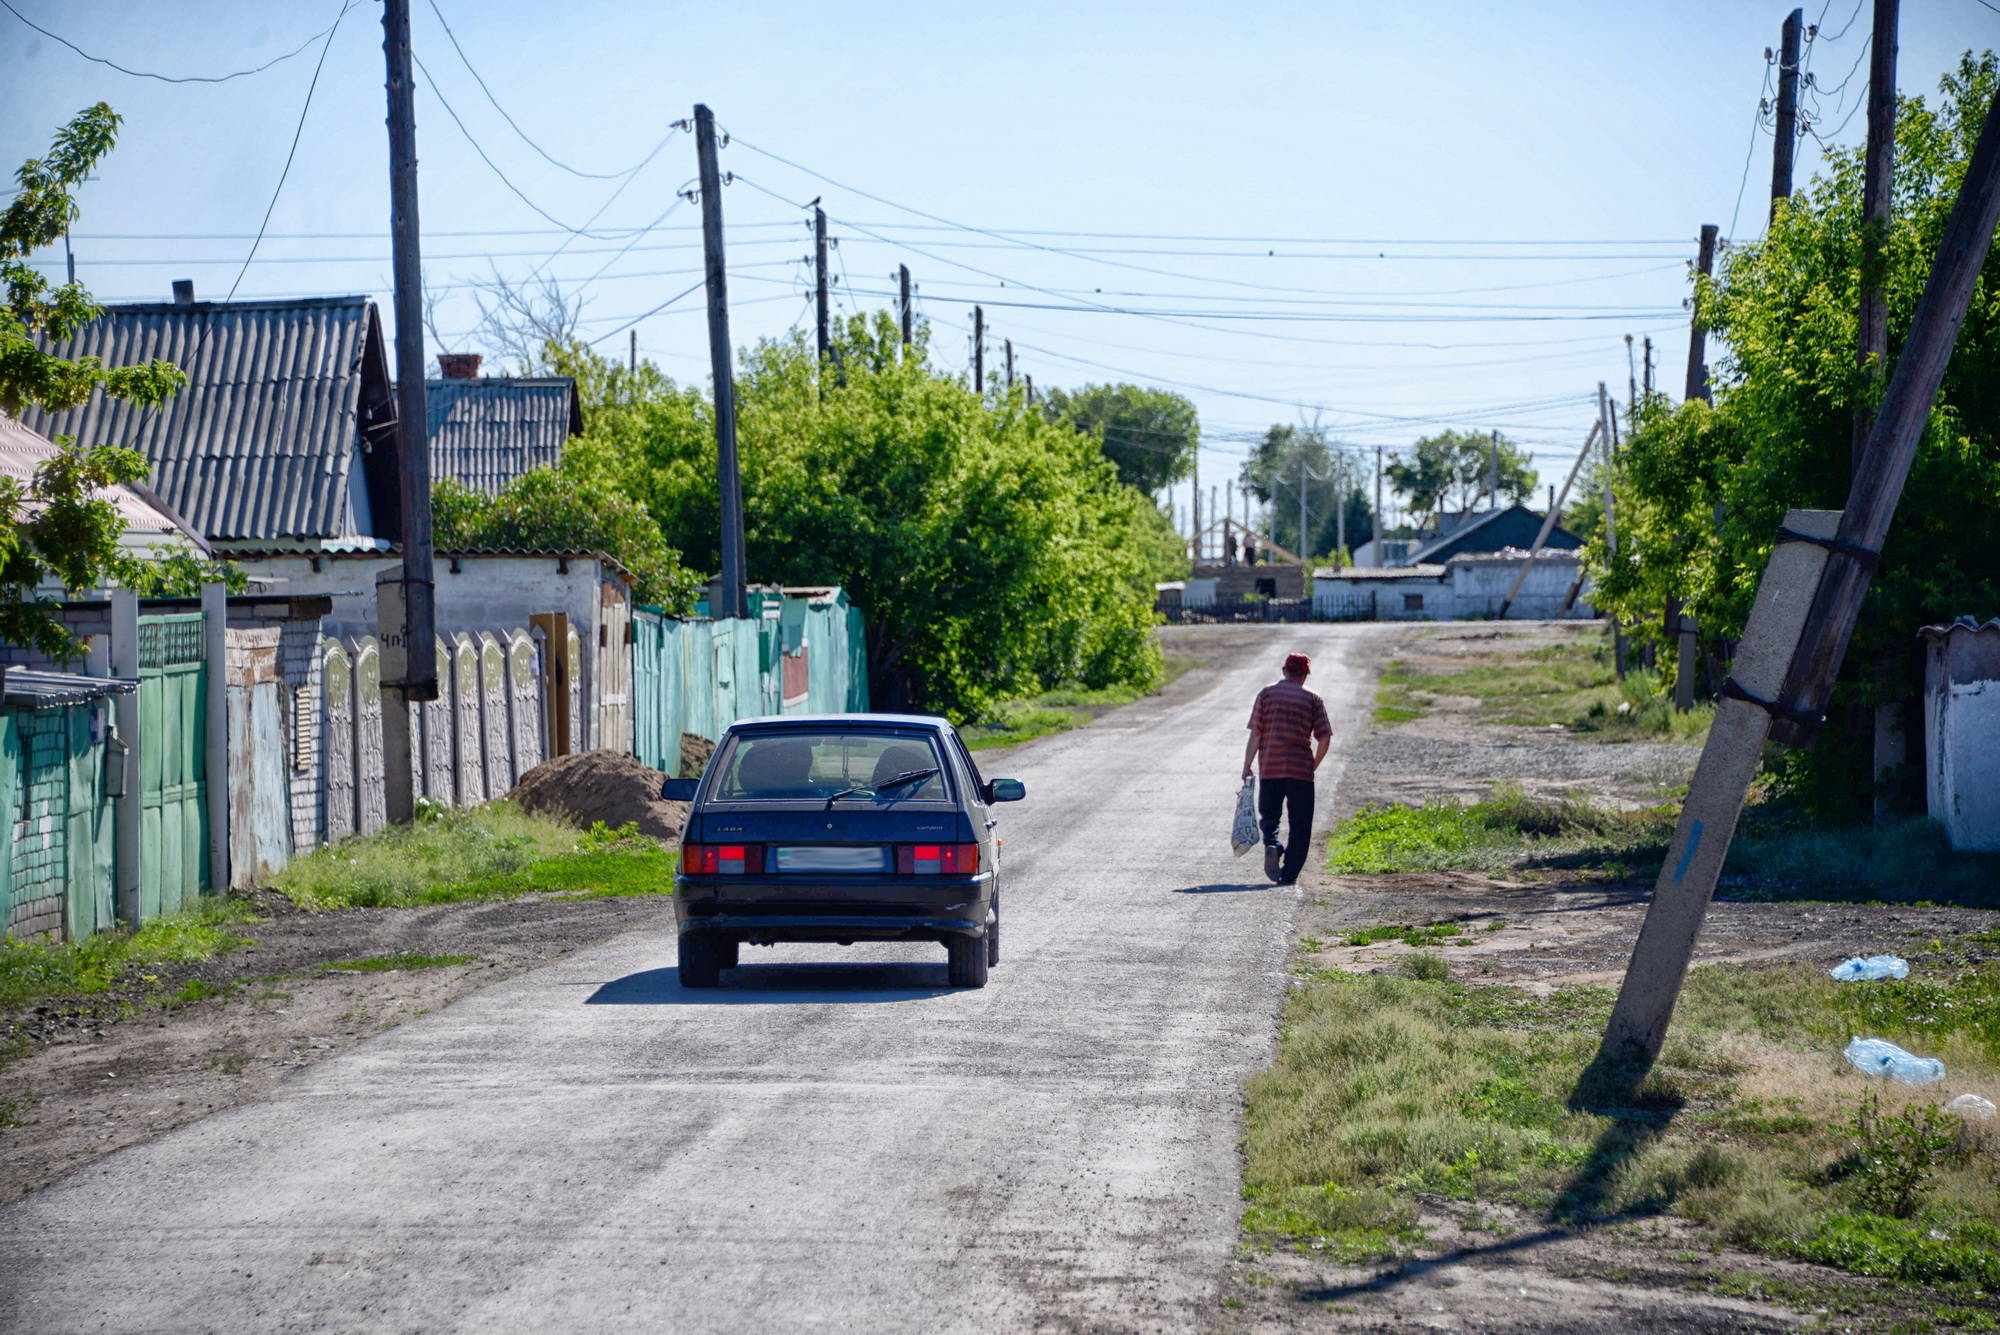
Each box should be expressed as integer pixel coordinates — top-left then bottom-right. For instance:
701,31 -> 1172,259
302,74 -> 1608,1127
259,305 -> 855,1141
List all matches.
139,613 -> 209,917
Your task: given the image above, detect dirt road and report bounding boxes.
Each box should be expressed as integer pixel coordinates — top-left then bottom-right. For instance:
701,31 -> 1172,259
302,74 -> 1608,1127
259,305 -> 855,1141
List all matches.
0,624 -> 1395,1334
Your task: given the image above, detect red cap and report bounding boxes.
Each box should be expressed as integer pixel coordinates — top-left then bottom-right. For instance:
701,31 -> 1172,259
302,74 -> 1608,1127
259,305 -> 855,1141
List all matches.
1283,653 -> 1311,674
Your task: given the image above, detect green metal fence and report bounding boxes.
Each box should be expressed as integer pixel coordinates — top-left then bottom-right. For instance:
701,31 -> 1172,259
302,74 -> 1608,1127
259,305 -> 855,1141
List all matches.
138,613 -> 209,918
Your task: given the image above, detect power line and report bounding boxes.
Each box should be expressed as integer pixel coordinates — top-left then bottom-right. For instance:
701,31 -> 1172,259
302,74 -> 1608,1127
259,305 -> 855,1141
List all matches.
0,0 -> 358,84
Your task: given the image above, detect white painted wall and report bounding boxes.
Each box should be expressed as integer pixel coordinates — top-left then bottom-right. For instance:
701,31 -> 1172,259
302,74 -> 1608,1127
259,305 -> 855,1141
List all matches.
1925,629 -> 2000,852
1446,557 -> 1595,620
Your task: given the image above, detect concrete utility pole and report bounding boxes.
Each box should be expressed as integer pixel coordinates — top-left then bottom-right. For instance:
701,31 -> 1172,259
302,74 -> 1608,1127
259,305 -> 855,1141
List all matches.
1771,8 -> 1805,222
972,306 -> 984,392
695,103 -> 748,619
629,329 -> 637,375
1685,225 -> 1719,402
1600,383 -> 1625,679
1373,447 -> 1384,567
1855,0 -> 1900,477
1601,81 -> 2000,1069
814,205 -> 832,371
898,264 -> 913,346
1005,339 -> 1015,389
379,0 -> 438,827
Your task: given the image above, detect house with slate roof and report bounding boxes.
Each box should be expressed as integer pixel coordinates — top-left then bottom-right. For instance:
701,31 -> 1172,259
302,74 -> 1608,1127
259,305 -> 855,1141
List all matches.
427,354 -> 583,495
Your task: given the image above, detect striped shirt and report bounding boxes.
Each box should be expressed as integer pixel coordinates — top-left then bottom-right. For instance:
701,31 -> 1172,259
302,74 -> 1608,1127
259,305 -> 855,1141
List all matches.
1248,679 -> 1331,781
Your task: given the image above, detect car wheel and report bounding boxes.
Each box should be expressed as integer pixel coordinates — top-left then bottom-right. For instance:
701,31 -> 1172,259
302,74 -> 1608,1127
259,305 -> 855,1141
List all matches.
946,933 -> 989,989
679,934 -> 722,988
985,899 -> 1000,967
715,938 -> 740,970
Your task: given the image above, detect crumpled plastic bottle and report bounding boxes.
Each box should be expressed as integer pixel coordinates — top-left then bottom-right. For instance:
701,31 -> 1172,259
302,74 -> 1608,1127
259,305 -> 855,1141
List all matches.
1829,955 -> 1909,981
1843,1036 -> 1945,1085
1946,1093 -> 1997,1120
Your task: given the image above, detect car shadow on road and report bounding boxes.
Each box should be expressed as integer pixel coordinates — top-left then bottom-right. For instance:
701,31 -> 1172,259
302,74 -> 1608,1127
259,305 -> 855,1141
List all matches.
584,963 -> 957,1005
1173,882 -> 1276,894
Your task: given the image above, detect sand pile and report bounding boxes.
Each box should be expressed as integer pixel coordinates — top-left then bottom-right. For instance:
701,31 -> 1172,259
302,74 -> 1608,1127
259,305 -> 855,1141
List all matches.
507,749 -> 688,845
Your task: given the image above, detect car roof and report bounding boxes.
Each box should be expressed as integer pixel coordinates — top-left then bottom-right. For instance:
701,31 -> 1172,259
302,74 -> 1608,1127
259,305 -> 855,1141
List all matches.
722,712 -> 953,734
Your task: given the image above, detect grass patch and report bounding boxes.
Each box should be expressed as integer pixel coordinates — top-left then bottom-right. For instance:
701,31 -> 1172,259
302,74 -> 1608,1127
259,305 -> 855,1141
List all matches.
1244,958 -> 2000,1295
1345,921 -> 1465,948
325,952 -> 478,973
1726,817 -> 2000,908
1327,784 -> 1667,876
273,804 -> 672,910
0,897 -> 256,1012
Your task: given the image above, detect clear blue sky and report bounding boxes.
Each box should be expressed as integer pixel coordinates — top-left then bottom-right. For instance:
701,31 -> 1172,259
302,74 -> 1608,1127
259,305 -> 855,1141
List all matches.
4,0 -> 1995,536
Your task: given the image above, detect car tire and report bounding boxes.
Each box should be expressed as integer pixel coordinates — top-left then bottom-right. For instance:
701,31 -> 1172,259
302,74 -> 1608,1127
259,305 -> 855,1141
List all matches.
947,933 -> 989,989
679,934 -> 722,989
985,899 -> 1000,967
715,938 -> 740,970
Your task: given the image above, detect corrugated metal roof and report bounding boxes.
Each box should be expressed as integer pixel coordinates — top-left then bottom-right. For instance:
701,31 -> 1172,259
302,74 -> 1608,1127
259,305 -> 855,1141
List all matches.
2,667 -> 137,710
426,377 -> 582,495
1312,565 -> 1449,580
20,296 -> 398,543
1918,617 -> 2000,641
0,413 -> 200,541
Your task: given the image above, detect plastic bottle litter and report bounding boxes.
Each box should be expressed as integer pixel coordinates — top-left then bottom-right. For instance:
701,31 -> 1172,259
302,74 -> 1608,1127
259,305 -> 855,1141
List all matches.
1829,955 -> 1909,981
1947,1093 -> 1997,1120
1843,1036 -> 1946,1085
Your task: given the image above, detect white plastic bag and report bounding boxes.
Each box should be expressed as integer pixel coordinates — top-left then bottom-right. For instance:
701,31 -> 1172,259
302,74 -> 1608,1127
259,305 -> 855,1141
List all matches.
1230,778 -> 1260,856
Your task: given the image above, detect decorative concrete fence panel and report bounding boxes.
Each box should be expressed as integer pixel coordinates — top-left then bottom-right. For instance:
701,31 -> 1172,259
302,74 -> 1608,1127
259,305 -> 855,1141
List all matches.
505,629 -> 542,785
420,637 -> 453,805
566,625 -> 585,753
348,637 -> 387,837
478,633 -> 510,798
320,638 -> 355,844
452,633 -> 484,806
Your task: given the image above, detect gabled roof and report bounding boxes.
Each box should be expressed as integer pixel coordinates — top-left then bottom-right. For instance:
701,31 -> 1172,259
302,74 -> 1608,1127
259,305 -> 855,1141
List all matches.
0,413 -> 207,553
21,295 -> 399,544
1409,504 -> 1579,565
426,376 -> 583,495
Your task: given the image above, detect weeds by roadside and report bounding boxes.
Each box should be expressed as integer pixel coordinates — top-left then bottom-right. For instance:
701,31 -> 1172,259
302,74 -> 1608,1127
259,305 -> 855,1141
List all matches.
0,898 -> 257,1013
273,805 -> 675,910
1242,959 -> 2000,1304
1327,783 -> 1669,876
324,953 -> 479,973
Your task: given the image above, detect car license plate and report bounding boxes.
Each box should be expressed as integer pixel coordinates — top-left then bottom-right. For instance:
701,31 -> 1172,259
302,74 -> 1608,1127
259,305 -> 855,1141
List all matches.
773,845 -> 888,873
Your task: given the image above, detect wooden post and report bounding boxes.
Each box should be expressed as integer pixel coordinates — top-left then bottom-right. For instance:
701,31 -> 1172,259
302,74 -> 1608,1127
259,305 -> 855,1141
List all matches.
1643,336 -> 1654,396
898,263 -> 912,346
1771,8 -> 1805,221
109,588 -> 141,927
377,574 -> 416,823
629,328 -> 637,375
1373,447 -> 1384,567
1769,80 -> 2000,750
1599,509 -> 1842,1064
814,205 -> 832,372
1684,225 -> 1719,402
1497,421 -> 1599,619
694,103 -> 748,620
1854,0 -> 1900,476
1024,373 -> 1033,406
200,582 -> 229,893
1600,383 -> 1625,678
972,305 -> 984,393
1005,338 -> 1015,388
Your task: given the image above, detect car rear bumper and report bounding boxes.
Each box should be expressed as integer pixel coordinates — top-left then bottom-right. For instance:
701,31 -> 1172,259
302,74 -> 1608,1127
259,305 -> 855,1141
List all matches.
674,871 -> 992,942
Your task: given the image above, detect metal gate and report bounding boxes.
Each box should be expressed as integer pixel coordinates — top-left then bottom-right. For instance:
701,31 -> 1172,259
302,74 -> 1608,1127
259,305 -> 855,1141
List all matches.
138,613 -> 209,917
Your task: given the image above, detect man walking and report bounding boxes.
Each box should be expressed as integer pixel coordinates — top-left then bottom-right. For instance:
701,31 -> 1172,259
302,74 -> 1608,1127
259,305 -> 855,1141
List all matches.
1243,652 -> 1332,884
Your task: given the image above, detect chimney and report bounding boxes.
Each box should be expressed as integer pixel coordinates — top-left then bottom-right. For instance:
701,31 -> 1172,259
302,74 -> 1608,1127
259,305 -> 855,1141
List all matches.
172,280 -> 194,305
436,353 -> 483,380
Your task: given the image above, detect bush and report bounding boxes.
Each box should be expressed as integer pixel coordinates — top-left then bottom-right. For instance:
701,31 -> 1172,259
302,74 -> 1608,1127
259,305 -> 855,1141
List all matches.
274,803 -> 582,910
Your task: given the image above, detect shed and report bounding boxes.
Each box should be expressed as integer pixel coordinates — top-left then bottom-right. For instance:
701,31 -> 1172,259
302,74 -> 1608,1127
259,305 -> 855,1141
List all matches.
1409,505 -> 1580,566
1446,550 -> 1594,620
21,291 -> 401,547
1312,565 -> 1451,620
1919,617 -> 2000,851
426,374 -> 584,495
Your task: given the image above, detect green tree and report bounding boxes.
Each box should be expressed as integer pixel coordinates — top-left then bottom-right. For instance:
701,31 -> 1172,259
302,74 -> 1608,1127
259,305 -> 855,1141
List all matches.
1239,425 -> 1375,561
431,469 -> 702,613
1594,54 -> 2000,817
561,315 -> 1164,718
1,105 -> 221,658
1384,429 -> 1537,534
1042,382 -> 1199,494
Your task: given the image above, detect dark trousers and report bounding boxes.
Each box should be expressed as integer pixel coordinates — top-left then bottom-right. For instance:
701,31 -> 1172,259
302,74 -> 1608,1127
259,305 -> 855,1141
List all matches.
1258,777 -> 1314,882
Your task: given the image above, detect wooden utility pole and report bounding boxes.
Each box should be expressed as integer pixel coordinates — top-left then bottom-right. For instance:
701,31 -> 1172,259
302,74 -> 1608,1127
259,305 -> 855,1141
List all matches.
1770,82 -> 2000,751
1600,383 -> 1624,678
1854,0 -> 1900,475
1024,373 -> 1033,405
1602,80 -> 2000,1068
898,264 -> 912,345
1373,447 -> 1384,567
1626,334 -> 1638,418
695,103 -> 748,619
629,329 -> 637,375
1643,336 -> 1655,396
972,306 -> 984,392
1771,9 -> 1805,221
1005,339 -> 1015,389
1684,225 -> 1719,402
814,205 -> 832,371
379,0 -> 437,827
1192,449 -> 1201,563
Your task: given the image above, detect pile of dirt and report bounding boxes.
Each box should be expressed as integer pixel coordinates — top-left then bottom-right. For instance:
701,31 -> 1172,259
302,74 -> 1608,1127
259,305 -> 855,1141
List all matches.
680,732 -> 715,779
506,749 -> 689,844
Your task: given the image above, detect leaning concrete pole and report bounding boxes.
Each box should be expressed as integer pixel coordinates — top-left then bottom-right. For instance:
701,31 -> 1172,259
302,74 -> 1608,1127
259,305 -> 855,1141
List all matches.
1599,80 -> 2000,1066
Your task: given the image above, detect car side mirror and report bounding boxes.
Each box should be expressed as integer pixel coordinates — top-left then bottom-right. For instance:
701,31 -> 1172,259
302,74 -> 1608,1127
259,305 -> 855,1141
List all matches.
987,778 -> 1026,803
661,777 -> 700,801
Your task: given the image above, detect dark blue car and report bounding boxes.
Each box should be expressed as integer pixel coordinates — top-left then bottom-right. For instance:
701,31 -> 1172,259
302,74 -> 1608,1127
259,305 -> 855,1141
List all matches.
662,714 -> 1026,989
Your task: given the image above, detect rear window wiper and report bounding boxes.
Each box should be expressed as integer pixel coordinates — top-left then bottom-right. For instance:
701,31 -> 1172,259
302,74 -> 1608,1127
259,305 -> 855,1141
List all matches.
822,767 -> 940,811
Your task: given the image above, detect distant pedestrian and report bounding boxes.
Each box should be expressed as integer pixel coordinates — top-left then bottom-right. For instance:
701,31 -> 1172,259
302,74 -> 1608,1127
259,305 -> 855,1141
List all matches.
1242,652 -> 1331,884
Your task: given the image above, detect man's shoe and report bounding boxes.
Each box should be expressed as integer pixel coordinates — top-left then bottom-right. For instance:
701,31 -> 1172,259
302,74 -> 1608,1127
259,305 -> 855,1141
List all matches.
1263,840 -> 1284,881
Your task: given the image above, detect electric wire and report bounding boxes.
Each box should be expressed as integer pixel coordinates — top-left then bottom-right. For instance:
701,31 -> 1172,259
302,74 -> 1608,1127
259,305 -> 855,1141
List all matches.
0,0 -> 358,84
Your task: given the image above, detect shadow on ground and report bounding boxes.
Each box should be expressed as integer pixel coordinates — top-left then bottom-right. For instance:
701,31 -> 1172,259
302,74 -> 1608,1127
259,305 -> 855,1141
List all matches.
584,963 -> 956,1005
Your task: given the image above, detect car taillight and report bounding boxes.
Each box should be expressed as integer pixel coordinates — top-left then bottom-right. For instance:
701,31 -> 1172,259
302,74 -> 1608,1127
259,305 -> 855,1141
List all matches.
896,843 -> 980,875
682,844 -> 763,875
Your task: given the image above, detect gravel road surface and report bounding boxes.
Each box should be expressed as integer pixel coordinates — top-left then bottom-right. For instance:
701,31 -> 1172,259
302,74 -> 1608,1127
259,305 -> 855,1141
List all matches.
0,624 -> 1394,1334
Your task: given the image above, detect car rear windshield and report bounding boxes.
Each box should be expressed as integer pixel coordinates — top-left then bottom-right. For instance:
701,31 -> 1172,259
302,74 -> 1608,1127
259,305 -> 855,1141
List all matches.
710,730 -> 950,802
